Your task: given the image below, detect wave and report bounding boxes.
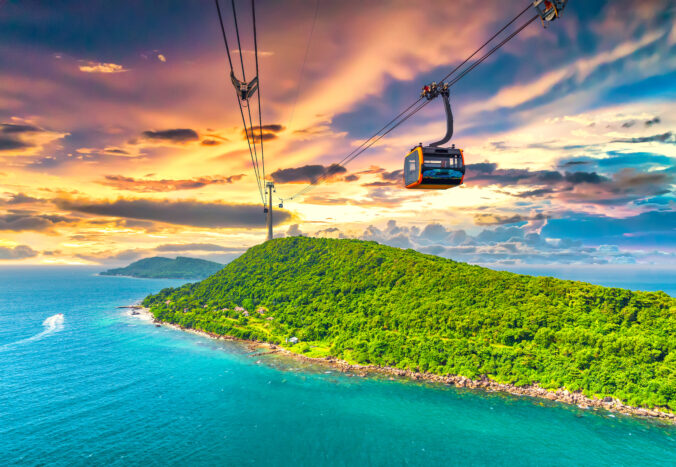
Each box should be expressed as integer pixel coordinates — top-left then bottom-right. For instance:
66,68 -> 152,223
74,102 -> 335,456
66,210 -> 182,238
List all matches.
0,314 -> 64,351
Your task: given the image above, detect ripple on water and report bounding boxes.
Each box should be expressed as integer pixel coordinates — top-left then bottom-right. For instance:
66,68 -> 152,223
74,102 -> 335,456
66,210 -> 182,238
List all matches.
0,267 -> 674,466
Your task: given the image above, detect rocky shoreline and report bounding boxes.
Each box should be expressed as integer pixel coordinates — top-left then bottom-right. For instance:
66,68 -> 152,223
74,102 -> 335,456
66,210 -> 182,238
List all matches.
128,305 -> 675,423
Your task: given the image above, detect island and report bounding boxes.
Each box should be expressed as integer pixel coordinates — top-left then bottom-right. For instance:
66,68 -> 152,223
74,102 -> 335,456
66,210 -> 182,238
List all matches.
142,237 -> 675,419
101,256 -> 223,280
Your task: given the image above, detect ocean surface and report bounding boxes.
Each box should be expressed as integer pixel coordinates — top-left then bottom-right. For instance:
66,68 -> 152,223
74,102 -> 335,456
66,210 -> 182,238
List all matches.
0,267 -> 674,466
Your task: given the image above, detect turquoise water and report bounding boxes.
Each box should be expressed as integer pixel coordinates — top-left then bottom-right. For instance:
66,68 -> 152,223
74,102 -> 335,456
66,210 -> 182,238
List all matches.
0,267 -> 674,466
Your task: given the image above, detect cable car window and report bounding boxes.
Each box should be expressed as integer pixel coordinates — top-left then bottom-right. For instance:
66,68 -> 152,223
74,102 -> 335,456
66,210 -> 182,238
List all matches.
408,160 -> 416,173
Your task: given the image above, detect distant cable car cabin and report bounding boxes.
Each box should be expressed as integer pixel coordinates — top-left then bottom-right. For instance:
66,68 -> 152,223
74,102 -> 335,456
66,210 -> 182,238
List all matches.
404,82 -> 465,189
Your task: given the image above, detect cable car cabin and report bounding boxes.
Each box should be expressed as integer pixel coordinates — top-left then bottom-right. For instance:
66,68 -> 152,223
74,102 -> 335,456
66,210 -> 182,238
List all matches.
404,145 -> 465,189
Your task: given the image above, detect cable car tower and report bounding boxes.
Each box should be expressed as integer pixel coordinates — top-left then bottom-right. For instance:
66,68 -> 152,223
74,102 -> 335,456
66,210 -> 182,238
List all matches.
264,181 -> 275,241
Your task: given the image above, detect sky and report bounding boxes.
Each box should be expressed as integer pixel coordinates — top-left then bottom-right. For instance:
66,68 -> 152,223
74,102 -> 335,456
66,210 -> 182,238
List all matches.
0,0 -> 674,270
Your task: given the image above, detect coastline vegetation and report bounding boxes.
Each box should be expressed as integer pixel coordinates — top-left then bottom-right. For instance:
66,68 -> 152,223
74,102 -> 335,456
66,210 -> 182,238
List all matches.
102,256 -> 223,280
143,237 -> 675,411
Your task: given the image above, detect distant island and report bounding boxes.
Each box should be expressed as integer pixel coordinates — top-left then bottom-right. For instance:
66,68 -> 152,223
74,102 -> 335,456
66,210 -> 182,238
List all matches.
102,256 -> 223,280
143,238 -> 675,418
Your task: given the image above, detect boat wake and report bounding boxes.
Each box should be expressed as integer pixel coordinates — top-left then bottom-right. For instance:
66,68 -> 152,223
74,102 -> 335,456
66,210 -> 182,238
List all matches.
0,314 -> 64,351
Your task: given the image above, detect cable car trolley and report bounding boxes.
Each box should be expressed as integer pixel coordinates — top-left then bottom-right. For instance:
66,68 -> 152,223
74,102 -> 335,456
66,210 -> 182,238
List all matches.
533,0 -> 567,27
404,82 -> 465,189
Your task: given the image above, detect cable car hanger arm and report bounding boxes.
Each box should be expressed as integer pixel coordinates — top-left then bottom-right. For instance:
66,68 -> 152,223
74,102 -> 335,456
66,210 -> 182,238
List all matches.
421,82 -> 453,147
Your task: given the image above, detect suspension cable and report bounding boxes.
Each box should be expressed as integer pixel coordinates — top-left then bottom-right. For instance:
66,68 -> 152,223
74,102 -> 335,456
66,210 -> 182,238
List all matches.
446,14 -> 538,88
214,0 -> 265,204
251,0 -> 266,185
231,0 -> 247,81
285,4 -> 539,201
231,0 -> 264,197
291,99 -> 430,199
437,3 -> 532,84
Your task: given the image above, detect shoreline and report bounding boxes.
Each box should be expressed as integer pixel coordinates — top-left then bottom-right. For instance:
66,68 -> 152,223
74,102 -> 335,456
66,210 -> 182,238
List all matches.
127,305 -> 675,423
103,274 -> 201,280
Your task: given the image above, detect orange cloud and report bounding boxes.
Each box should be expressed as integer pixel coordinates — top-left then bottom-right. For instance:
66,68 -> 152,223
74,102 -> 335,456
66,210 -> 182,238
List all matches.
98,174 -> 246,192
78,61 -> 128,73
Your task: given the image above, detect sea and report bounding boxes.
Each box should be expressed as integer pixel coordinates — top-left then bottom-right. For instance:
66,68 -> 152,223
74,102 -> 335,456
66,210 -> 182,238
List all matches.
0,266 -> 674,466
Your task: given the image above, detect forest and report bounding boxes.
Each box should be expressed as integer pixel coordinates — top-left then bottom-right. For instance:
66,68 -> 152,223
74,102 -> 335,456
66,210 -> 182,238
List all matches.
143,237 -> 675,410
102,256 -> 223,279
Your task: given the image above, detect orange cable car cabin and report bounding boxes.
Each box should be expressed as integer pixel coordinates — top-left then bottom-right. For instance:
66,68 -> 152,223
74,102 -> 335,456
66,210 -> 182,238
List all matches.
404,81 -> 465,190
404,145 -> 464,189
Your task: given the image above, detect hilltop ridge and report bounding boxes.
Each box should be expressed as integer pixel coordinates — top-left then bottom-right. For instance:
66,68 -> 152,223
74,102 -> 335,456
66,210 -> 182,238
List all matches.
102,256 -> 223,280
144,237 -> 675,411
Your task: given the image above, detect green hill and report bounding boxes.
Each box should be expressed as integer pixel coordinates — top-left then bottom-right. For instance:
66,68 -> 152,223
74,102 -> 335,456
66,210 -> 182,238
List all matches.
143,237 -> 675,410
102,256 -> 223,279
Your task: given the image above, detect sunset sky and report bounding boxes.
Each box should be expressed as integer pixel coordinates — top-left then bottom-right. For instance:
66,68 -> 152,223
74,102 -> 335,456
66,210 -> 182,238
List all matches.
1,0 -> 674,268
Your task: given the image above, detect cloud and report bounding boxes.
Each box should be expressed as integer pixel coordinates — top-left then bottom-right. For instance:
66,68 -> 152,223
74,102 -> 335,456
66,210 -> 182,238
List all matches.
595,151 -> 673,169
350,219 -> 658,266
141,128 -> 199,143
461,162 -> 670,206
286,224 -> 304,236
0,137 -> 31,150
314,227 -> 345,239
0,121 -> 68,155
0,123 -> 43,152
78,61 -> 127,73
103,147 -> 131,155
1,123 -> 42,133
243,124 -> 285,142
0,212 -> 78,232
98,174 -> 245,192
645,116 -> 660,126
362,168 -> 404,186
474,212 -> 547,226
1,193 -> 43,205
55,197 -> 292,228
476,162 -> 674,206
255,124 -> 284,133
0,245 -> 38,260
157,54 -> 166,62
465,163 -> 608,188
612,131 -> 674,144
542,210 -> 676,246
555,168 -> 675,205
464,26 -> 671,116
270,163 -> 346,184
75,249 -> 145,264
302,194 -> 354,205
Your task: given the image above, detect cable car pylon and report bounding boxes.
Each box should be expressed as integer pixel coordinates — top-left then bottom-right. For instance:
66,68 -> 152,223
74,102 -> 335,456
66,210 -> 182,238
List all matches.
265,181 -> 275,241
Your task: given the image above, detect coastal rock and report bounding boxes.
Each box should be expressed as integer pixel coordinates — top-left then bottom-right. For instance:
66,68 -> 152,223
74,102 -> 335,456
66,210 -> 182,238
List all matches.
142,313 -> 675,424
